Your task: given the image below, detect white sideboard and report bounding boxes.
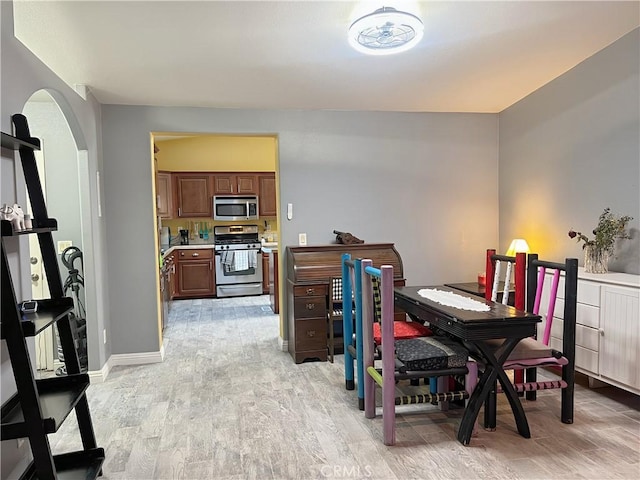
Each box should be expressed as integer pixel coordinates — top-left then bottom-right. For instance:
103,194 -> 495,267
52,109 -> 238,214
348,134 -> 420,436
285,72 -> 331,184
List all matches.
538,267 -> 639,395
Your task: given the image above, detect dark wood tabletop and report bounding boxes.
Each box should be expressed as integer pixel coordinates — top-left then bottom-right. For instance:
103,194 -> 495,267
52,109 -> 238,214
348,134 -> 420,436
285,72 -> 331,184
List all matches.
394,285 -> 539,340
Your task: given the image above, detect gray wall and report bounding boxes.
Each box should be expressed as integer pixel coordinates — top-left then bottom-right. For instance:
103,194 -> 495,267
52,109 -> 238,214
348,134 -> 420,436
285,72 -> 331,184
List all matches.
102,106 -> 499,352
499,28 -> 640,273
1,1 -> 110,474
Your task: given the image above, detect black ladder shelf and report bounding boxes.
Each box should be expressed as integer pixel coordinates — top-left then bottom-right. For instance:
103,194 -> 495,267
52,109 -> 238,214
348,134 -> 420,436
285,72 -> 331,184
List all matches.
1,114 -> 104,479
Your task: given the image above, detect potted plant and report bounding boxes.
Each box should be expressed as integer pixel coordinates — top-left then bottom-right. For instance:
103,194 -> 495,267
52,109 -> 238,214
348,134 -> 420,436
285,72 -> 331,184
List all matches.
568,208 -> 633,273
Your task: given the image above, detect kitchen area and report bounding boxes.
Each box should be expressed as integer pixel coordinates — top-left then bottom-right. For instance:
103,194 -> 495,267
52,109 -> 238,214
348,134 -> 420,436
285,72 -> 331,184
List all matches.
153,134 -> 280,332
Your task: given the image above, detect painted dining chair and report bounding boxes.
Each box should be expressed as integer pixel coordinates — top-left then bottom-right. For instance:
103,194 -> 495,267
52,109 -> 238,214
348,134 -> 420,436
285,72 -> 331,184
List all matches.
483,252 -> 578,430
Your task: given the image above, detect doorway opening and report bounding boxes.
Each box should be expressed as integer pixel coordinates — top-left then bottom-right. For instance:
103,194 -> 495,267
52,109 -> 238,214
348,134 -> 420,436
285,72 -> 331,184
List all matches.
23,89 -> 89,374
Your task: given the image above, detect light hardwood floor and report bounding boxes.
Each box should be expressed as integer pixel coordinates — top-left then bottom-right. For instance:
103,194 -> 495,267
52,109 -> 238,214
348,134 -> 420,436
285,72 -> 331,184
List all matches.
48,295 -> 639,479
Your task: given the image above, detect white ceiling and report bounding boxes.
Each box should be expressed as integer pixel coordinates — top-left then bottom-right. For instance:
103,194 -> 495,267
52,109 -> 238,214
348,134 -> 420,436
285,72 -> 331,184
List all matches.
12,0 -> 640,113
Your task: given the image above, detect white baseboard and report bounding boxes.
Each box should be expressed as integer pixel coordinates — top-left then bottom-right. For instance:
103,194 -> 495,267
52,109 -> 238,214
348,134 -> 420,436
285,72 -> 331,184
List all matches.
88,360 -> 111,384
278,336 -> 288,352
88,344 -> 165,383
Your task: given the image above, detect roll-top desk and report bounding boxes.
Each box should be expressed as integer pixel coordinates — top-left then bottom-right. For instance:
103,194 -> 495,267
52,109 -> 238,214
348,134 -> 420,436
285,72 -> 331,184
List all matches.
286,243 -> 404,363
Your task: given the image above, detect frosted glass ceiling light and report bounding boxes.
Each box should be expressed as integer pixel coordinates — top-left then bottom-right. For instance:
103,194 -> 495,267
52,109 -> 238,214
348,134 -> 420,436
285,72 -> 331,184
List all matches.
348,6 -> 424,56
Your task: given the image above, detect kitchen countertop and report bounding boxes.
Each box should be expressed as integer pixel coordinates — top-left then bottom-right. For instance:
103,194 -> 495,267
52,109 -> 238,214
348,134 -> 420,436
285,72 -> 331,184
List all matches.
161,242 -> 215,257
161,240 -> 278,257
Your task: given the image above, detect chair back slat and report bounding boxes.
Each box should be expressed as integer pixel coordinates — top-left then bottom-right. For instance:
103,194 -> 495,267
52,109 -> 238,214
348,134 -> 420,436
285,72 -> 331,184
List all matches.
491,259 -> 502,302
541,270 -> 561,346
502,261 -> 513,305
485,249 -> 525,310
332,277 -> 343,302
371,276 -> 382,323
533,266 -> 546,314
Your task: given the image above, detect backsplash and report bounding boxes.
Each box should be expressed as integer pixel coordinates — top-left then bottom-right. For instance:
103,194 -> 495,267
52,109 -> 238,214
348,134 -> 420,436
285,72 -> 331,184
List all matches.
161,217 -> 277,243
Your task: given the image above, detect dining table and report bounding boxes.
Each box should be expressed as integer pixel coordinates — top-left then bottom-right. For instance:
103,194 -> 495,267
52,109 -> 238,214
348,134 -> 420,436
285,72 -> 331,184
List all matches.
393,285 -> 541,445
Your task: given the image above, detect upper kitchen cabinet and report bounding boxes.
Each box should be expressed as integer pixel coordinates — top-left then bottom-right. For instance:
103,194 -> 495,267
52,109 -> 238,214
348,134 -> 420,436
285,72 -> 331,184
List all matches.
174,173 -> 211,217
156,171 -> 173,218
213,173 -> 258,195
258,173 -> 277,217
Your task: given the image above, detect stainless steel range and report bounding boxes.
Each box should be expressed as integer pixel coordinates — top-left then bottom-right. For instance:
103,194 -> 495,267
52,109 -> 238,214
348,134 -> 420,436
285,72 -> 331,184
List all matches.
213,225 -> 263,298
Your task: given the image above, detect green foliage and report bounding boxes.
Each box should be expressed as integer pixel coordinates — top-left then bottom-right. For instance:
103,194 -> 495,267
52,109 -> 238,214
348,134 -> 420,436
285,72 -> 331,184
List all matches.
568,208 -> 633,254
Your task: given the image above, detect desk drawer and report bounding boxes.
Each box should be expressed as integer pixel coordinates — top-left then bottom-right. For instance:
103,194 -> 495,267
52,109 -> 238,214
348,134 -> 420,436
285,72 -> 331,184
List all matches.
294,296 -> 326,319
294,285 -> 328,297
295,318 -> 327,351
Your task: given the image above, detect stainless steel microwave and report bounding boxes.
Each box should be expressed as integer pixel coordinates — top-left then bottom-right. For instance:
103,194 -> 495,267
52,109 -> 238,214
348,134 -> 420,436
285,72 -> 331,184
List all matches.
213,196 -> 259,221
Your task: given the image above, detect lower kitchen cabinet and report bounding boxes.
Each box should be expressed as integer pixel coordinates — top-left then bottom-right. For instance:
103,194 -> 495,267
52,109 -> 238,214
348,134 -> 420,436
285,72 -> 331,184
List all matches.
269,249 -> 279,314
262,252 -> 269,293
167,252 -> 176,301
175,248 -> 215,298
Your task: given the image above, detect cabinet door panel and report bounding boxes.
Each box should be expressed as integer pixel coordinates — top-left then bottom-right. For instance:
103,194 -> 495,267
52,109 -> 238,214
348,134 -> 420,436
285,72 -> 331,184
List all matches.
599,286 -> 639,388
259,174 -> 277,217
176,175 -> 210,217
178,261 -> 214,296
213,175 -> 234,194
236,175 -> 257,194
156,172 -> 173,218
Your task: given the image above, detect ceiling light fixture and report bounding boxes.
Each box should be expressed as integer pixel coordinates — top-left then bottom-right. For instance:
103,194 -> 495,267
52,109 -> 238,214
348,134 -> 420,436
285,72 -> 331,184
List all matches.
348,6 -> 424,56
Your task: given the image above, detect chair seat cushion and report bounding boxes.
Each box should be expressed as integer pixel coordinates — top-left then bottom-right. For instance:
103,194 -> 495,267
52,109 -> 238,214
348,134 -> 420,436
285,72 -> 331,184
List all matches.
373,321 -> 432,344
395,336 -> 469,371
484,337 -> 553,360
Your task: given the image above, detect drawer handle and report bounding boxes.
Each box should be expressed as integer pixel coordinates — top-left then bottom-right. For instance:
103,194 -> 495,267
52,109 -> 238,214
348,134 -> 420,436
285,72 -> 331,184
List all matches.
599,329 -> 605,336
306,288 -> 315,295
192,253 -> 199,257
307,330 -> 316,337
306,303 -> 316,310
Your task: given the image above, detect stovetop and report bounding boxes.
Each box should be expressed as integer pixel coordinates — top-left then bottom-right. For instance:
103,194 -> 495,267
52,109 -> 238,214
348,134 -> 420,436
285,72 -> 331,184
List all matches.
213,224 -> 260,250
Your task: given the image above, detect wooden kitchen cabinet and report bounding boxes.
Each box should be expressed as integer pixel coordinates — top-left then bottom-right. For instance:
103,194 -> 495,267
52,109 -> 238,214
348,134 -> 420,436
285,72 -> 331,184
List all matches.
174,173 -> 211,217
258,173 -> 277,217
269,249 -> 279,314
213,173 -> 257,195
156,171 -> 173,218
175,248 -> 215,298
165,252 -> 176,301
262,252 -> 269,293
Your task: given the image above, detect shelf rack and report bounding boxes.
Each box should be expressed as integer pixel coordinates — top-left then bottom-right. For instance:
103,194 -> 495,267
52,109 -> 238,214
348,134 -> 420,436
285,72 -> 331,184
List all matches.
1,115 -> 104,479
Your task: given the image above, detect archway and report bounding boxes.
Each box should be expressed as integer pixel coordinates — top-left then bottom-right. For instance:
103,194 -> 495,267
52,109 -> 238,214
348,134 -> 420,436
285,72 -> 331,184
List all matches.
22,89 -> 97,373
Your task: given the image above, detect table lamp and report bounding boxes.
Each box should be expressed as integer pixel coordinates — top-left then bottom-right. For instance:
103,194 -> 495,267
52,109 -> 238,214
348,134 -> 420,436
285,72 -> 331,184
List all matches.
506,238 -> 531,257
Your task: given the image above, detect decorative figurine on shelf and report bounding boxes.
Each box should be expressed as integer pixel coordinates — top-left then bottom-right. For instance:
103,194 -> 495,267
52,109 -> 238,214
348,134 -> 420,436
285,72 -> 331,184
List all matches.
0,203 -> 26,231
333,230 -> 364,245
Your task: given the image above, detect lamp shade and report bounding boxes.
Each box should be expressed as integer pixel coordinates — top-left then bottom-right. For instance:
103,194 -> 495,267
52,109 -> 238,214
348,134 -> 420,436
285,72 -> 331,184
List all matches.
505,239 -> 531,257
348,6 -> 424,56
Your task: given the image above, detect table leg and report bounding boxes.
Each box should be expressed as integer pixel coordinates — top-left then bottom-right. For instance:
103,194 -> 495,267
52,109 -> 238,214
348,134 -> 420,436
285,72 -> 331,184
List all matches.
475,339 -> 531,438
458,338 -> 531,444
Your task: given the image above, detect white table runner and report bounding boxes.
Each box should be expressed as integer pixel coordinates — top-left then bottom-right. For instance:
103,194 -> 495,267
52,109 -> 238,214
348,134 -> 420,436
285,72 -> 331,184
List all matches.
417,288 -> 490,312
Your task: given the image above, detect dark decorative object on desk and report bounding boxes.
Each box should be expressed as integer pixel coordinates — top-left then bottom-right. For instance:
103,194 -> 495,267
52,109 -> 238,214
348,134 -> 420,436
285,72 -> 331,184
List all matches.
568,208 -> 633,273
333,230 -> 364,245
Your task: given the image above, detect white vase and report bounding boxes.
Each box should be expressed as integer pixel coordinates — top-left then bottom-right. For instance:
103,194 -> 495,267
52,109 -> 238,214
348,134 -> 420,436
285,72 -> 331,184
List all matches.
584,245 -> 609,274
